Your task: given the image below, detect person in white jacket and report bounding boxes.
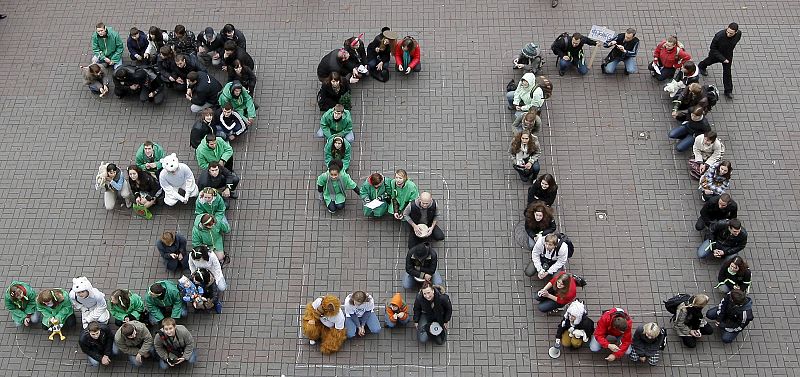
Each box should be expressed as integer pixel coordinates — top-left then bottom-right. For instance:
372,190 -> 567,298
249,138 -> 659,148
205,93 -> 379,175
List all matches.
524,233 -> 569,281
188,245 -> 227,291
692,131 -> 725,174
343,291 -> 381,339
69,276 -> 110,328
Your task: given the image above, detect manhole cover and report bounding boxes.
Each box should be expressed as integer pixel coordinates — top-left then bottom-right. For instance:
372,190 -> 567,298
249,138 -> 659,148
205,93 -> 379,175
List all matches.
595,210 -> 608,220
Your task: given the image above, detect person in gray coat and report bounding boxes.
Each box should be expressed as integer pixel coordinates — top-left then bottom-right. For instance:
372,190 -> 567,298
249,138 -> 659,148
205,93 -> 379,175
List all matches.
154,318 -> 197,369
114,320 -> 154,367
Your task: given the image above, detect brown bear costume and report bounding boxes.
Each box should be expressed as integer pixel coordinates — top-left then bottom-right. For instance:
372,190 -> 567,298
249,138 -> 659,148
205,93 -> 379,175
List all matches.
302,294 -> 346,354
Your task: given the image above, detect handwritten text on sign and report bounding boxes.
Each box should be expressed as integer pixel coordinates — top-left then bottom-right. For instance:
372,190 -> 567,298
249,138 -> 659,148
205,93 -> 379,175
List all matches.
588,25 -> 616,42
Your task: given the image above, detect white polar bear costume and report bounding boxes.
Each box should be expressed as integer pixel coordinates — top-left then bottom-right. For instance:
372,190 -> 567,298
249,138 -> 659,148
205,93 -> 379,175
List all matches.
158,153 -> 199,206
69,276 -> 110,328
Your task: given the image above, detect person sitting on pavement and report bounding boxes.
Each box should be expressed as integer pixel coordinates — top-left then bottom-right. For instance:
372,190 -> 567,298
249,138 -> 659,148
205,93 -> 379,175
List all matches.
385,293 -> 410,328
524,201 -> 557,247
505,73 -> 544,121
219,80 -> 256,126
553,32 -> 597,76
510,130 -> 541,182
698,160 -> 733,201
154,317 -> 198,369
167,25 -> 197,57
512,109 -> 542,135
590,307 -> 633,362
196,134 -> 234,171
186,71 -> 222,113
318,72 -> 351,111
127,27 -> 149,65
69,276 -> 111,329
192,214 -> 231,260
191,109 -> 225,148
188,245 -> 227,292
601,28 -> 639,75
317,48 -> 353,82
394,36 -> 422,75
404,242 -> 444,289
527,174 -> 558,206
413,283 -> 451,345
136,140 -> 166,177
343,35 -> 369,83
114,320 -> 154,368
159,154 -> 199,206
316,103 -> 354,142
79,321 -> 117,367
145,26 -> 169,64
388,169 -> 420,220
96,162 -> 133,210
108,289 -> 146,326
145,280 -> 186,325
190,268 -> 222,313
691,131 -> 725,177
535,271 -> 577,313
222,40 -> 255,79
668,106 -> 711,152
196,27 -> 224,68
229,59 -> 257,94
672,294 -> 714,348
316,159 -> 359,214
629,322 -> 667,366
324,136 -> 351,172
127,165 -> 160,210
697,218 -> 747,260
195,187 -> 228,225
91,22 -> 124,70
404,192 -> 446,248
81,63 -> 110,96
360,173 -> 391,218
220,23 -> 247,50
672,83 -> 708,121
36,288 -> 76,330
156,231 -> 190,272
198,161 -> 240,201
367,27 -> 398,82
112,65 -> 141,99
524,233 -> 569,281
172,54 -> 207,91
695,193 -> 738,231
343,291 -> 381,339
5,281 -> 40,328
552,300 -> 594,355
715,255 -> 751,294
651,35 -> 691,81
219,103 -> 249,141
705,288 -> 753,343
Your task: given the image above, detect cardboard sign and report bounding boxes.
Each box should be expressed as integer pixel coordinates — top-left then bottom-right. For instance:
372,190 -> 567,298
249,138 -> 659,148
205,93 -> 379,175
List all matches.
588,25 -> 616,42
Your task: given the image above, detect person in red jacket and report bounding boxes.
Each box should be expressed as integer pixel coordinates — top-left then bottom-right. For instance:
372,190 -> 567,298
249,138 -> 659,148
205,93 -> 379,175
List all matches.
650,36 -> 692,81
394,36 -> 421,75
535,271 -> 576,313
590,307 -> 633,361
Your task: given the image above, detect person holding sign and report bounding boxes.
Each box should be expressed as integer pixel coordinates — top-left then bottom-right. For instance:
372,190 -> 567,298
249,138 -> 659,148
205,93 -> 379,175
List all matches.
553,33 -> 597,76
601,28 -> 640,75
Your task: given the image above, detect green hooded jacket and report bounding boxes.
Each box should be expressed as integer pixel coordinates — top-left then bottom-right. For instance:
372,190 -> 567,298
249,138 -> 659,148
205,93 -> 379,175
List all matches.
35,288 -> 74,325
195,192 -> 227,221
218,81 -> 256,119
192,214 -> 231,251
91,26 -> 125,63
360,178 -> 391,217
324,137 -> 352,171
319,108 -> 353,139
316,170 -> 357,205
195,137 -> 234,170
4,281 -> 37,324
145,281 -> 182,322
387,178 -> 419,215
135,142 -> 166,174
108,291 -> 145,322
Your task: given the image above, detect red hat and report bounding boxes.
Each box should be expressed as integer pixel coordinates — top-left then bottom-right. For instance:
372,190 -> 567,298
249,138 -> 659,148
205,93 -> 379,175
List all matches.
350,33 -> 364,47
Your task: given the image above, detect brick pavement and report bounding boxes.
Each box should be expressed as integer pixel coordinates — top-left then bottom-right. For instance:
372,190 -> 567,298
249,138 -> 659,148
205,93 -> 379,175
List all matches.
0,0 -> 798,376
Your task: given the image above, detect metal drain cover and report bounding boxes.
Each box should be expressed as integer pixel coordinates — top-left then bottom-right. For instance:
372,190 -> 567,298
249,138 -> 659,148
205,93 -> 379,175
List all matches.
595,210 -> 608,220
636,131 -> 650,140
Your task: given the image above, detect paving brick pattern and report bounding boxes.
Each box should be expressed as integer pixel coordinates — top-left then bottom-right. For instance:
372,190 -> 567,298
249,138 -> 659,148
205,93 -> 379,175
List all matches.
0,0 -> 797,375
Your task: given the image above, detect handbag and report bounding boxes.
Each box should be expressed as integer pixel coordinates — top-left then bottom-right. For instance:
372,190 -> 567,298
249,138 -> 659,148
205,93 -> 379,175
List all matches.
688,159 -> 704,180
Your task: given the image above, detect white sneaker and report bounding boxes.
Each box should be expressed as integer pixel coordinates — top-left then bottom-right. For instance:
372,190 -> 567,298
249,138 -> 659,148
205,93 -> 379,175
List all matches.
309,339 -> 316,345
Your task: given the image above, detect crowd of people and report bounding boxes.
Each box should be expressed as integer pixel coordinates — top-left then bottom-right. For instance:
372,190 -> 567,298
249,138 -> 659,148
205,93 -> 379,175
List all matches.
510,23 -> 753,365
303,28 -> 455,355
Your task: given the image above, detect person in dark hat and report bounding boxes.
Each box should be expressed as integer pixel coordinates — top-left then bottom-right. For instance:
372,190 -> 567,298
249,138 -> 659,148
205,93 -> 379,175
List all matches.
403,242 -> 443,289
367,27 -> 398,82
132,66 -> 165,105
196,26 -> 224,67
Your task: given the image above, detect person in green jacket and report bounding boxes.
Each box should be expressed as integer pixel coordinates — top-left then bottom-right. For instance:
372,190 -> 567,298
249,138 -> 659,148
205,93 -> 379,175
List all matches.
145,281 -> 186,325
5,281 -> 41,327
192,213 -> 230,260
218,81 -> 256,124
195,187 -> 228,225
316,159 -> 359,214
324,135 -> 351,172
360,173 -> 391,218
135,141 -> 166,177
35,288 -> 76,330
388,169 -> 420,220
316,104 -> 354,142
108,289 -> 146,326
91,22 -> 124,69
196,134 -> 235,171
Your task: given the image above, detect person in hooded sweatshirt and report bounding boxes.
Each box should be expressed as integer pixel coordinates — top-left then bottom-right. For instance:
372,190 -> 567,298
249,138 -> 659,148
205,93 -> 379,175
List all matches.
384,293 -> 410,328
91,22 -> 124,69
69,276 -> 111,329
506,73 -> 545,129
186,71 -> 222,113
80,321 -> 117,367
552,300 -> 595,355
4,281 -> 41,328
705,288 -> 753,343
219,80 -> 256,125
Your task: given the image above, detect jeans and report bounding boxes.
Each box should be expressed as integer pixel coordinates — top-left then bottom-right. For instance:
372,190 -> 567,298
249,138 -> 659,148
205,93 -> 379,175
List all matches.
315,128 -> 355,143
505,91 -> 515,108
558,58 -> 588,75
367,58 -> 390,82
417,316 -> 446,345
668,125 -> 696,152
705,308 -> 740,343
92,55 -> 123,70
513,161 -> 540,182
148,305 -> 188,325
589,335 -> 632,354
408,224 -> 445,248
158,348 -> 198,369
604,57 -> 638,74
190,103 -> 213,113
13,311 -> 41,327
535,295 -> 564,313
699,57 -> 733,94
326,201 -> 346,213
345,311 -> 381,338
653,66 -> 676,81
385,316 -> 410,328
114,343 -> 155,367
87,346 -> 119,367
402,271 -> 443,289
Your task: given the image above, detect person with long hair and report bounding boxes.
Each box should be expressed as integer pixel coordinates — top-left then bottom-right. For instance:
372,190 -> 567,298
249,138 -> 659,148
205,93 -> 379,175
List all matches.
81,63 -> 109,96
96,163 -> 133,210
317,71 -> 351,111
367,27 -> 398,82
343,34 -> 368,83
108,289 -> 146,326
715,255 -> 751,293
192,213 -> 231,260
343,291 -> 381,339
36,288 -> 76,330
510,131 -> 541,182
190,268 -> 221,313
672,294 -> 714,348
413,283 -> 452,345
388,169 -> 420,220
144,26 -> 169,64
394,36 -> 422,74
324,136 -> 351,172
188,245 -> 227,292
524,201 -> 556,247
699,160 -> 732,201
5,281 -> 41,327
316,159 -> 360,214
535,271 -> 577,313
527,174 -> 558,206
230,59 -> 257,95
128,165 -> 160,209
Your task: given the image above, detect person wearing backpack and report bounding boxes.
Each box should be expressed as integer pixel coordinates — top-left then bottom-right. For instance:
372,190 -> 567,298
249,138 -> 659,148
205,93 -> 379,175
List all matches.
671,294 -> 714,348
535,271 -> 577,313
629,322 -> 667,366
601,28 -> 639,75
591,307 -> 633,361
552,32 -> 597,76
524,233 -> 570,281
651,36 -> 692,81
698,23 -> 741,99
705,288 -> 753,343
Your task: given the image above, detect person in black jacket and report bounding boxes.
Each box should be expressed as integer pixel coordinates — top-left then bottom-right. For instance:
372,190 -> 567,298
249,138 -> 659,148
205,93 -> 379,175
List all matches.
367,27 -> 398,82
198,161 -> 240,200
403,242 -> 443,289
554,32 -> 597,76
113,65 -> 142,98
698,23 -> 741,98
343,35 -> 368,83
80,321 -> 117,367
167,25 -> 197,57
413,283 -> 452,345
527,174 -> 558,206
156,46 -> 177,86
220,24 -> 246,51
190,108 -> 226,149
403,192 -> 446,248
172,54 -> 206,91
132,66 -> 165,105
705,288 -> 753,343
601,28 -> 639,75
715,255 -> 751,293
668,106 -> 711,152
222,41 -> 254,78
552,300 -> 594,356
318,72 -> 351,111
190,269 -> 221,314
695,193 -> 738,231
525,201 -> 557,247
196,27 -> 224,67
697,218 -> 747,259
127,27 -> 149,65
186,71 -> 222,113
629,323 -> 667,366
128,165 -> 160,209
317,48 -> 351,82
229,59 -> 257,95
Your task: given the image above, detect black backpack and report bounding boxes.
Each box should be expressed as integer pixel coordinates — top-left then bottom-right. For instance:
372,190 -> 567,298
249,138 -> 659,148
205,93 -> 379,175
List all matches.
551,32 -> 570,56
664,293 -> 692,317
704,84 -> 719,111
556,232 -> 575,258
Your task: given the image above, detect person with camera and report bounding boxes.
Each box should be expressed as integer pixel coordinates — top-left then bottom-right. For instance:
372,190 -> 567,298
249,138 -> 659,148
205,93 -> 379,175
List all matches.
154,317 -> 198,369
524,233 -> 569,281
403,192 -> 445,248
601,28 -> 639,75
413,283 -> 451,345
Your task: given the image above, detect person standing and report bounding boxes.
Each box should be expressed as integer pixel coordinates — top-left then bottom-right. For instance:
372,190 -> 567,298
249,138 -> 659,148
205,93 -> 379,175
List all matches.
698,23 -> 742,99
